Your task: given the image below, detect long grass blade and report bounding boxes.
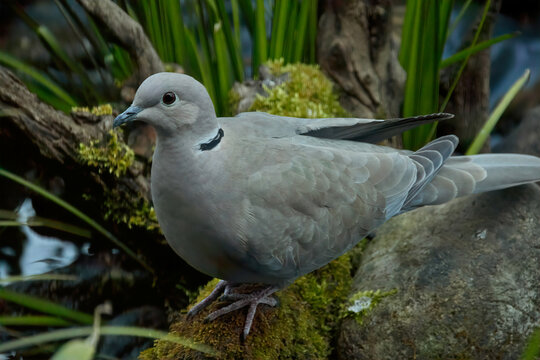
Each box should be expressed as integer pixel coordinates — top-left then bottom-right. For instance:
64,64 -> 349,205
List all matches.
238,0 -> 255,34
0,316 -> 74,327
448,0 -> 473,36
292,0 -> 311,63
0,326 -> 216,355
441,32 -> 518,68
212,0 -> 244,81
400,0 -> 453,149
440,0 -> 492,112
0,209 -> 91,238
0,274 -> 78,283
213,21 -> 232,115
167,0 -> 187,65
0,51 -> 77,110
270,0 -> 290,59
307,0 -> 318,63
252,0 -> 267,75
231,0 -> 241,49
0,288 -> 93,324
466,69 -> 529,155
0,168 -> 154,274
53,0 -> 108,89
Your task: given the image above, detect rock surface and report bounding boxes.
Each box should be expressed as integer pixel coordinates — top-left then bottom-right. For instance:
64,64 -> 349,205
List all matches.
338,185 -> 540,360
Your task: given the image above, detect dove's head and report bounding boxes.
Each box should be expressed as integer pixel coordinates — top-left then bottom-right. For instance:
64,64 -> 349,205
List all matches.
113,72 -> 217,139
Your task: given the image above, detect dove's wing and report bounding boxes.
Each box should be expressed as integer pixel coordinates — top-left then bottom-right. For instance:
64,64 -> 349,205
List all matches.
219,112 -> 453,143
222,134 -> 457,283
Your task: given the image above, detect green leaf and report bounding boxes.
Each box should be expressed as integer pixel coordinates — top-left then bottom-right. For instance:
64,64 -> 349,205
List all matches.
440,0 -> 492,112
0,209 -> 91,238
51,339 -> 94,360
0,51 -> 77,111
0,274 -> 78,283
0,288 -> 93,324
252,0 -> 267,75
292,0 -> 311,63
0,326 -> 216,356
441,32 -> 518,68
0,315 -> 73,327
213,21 -> 232,115
466,69 -> 530,155
269,0 -> 290,59
400,0 -> 453,149
212,0 -> 244,81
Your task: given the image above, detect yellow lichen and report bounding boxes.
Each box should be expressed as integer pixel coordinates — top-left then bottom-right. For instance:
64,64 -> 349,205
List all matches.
79,129 -> 134,178
72,104 -> 113,116
342,288 -> 398,325
249,59 -> 348,118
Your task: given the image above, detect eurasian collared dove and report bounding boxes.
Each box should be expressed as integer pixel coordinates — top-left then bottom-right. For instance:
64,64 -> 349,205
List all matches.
113,72 -> 540,339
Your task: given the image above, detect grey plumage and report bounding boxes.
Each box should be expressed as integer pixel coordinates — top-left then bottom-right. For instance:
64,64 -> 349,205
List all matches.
114,72 -> 540,337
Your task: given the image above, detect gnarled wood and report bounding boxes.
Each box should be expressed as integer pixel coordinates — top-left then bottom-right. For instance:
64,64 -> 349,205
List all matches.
317,0 -> 405,119
76,0 -> 164,84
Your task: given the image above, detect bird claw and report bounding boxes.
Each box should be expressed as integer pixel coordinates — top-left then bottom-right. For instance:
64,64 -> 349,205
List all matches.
187,280 -> 279,339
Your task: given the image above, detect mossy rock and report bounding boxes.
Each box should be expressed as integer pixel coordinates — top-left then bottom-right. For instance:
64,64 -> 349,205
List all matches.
230,59 -> 348,119
139,253 -> 354,359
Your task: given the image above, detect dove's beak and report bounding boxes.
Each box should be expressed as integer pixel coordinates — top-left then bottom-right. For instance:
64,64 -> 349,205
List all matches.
113,106 -> 142,128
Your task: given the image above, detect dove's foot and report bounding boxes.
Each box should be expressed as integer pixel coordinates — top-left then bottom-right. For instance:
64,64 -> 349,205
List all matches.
187,281 -> 279,339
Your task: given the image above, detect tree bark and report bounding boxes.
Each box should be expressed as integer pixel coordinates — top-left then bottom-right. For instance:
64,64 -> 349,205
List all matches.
317,0 -> 405,119
0,66 -> 151,199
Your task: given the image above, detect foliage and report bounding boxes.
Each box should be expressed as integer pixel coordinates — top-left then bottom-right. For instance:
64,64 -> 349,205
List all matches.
399,0 -> 454,150
1,1 -> 133,112
2,0 -> 318,117
399,0 -> 515,150
248,60 -> 348,118
126,0 -> 318,116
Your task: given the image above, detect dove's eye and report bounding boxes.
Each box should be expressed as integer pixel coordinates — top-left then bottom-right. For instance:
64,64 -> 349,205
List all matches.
162,92 -> 177,106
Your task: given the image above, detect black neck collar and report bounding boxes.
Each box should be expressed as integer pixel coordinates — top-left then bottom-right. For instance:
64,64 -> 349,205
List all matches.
199,128 -> 224,151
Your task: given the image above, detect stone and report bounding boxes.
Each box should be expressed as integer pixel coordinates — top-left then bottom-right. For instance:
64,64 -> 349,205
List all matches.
338,185 -> 540,360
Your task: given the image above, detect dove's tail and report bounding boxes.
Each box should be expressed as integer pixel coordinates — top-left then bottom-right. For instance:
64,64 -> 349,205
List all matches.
408,153 -> 540,208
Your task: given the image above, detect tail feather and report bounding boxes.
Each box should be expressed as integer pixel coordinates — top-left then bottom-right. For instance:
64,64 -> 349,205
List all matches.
409,153 -> 540,208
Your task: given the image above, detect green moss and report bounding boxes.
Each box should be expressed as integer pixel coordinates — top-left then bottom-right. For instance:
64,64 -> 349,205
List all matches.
79,129 -> 158,231
140,254 -> 353,360
102,188 -> 159,231
79,129 -> 134,178
250,59 -> 348,118
341,288 -> 398,325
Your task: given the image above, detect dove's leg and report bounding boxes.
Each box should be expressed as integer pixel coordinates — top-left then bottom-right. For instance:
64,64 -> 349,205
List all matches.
205,285 -> 279,339
187,280 -> 228,317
